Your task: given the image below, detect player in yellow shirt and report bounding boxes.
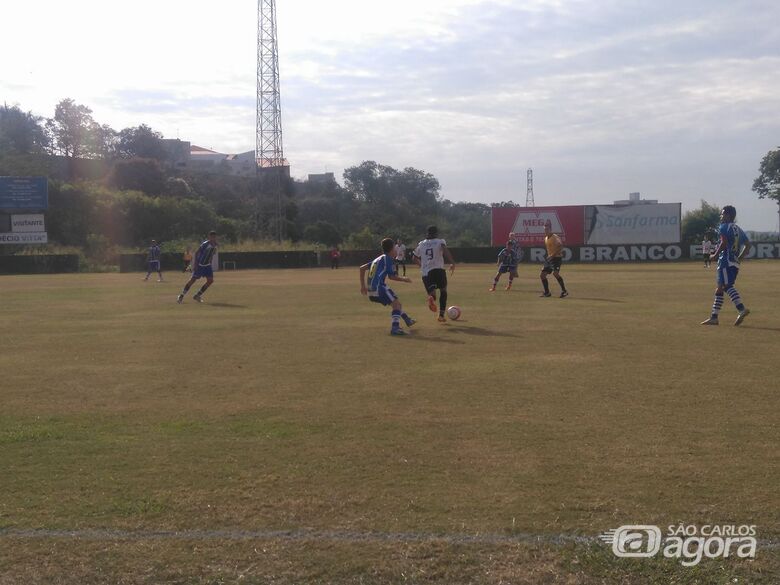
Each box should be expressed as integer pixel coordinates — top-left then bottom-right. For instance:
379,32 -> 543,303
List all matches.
540,221 -> 568,298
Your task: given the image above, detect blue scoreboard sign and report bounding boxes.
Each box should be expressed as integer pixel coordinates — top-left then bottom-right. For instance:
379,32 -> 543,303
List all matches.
0,177 -> 49,210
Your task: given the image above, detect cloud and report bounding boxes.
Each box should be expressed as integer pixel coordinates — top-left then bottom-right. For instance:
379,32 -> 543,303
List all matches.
276,0 -> 780,228
1,0 -> 779,228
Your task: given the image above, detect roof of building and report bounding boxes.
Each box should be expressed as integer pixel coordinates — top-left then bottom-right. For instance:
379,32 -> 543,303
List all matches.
190,145 -> 220,154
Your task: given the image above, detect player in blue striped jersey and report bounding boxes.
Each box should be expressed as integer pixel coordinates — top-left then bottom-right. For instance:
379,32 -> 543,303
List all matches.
701,206 -> 751,326
177,231 -> 218,304
359,238 -> 416,335
489,240 -> 520,291
143,239 -> 163,282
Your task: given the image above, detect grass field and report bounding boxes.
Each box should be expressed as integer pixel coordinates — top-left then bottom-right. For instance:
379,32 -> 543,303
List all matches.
1,262 -> 778,584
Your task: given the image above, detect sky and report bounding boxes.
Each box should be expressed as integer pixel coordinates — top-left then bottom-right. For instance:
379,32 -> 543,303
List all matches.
2,0 -> 780,231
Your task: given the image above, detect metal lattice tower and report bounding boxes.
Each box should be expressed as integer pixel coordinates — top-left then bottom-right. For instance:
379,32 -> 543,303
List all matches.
526,168 -> 534,207
256,0 -> 285,240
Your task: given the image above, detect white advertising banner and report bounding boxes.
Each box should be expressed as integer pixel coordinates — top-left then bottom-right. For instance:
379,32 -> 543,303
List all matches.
585,203 -> 681,245
11,214 -> 45,232
0,232 -> 48,244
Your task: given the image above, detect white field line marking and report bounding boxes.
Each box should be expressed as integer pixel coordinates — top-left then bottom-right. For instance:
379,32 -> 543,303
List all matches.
0,528 -> 777,549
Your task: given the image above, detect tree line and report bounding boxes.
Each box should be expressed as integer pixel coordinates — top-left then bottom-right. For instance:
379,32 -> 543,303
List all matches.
0,99 -> 490,248
0,100 -> 492,251
2,99 -> 778,252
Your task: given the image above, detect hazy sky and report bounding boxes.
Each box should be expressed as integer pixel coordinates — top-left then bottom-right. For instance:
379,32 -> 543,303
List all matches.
3,0 -> 780,230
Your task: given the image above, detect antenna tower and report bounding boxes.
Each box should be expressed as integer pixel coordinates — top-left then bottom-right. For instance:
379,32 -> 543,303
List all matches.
256,0 -> 285,241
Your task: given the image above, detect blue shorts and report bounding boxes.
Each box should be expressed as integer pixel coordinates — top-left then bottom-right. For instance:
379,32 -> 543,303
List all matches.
368,286 -> 397,306
193,265 -> 214,279
717,265 -> 738,287
147,260 -> 160,271
498,265 -> 517,274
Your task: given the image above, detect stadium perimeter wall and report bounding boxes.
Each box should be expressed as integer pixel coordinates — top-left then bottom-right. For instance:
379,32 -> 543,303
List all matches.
118,243 -> 780,272
0,254 -> 80,274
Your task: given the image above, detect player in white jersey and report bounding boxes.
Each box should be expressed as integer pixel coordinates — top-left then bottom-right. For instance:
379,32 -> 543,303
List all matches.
412,225 -> 455,322
702,238 -> 712,268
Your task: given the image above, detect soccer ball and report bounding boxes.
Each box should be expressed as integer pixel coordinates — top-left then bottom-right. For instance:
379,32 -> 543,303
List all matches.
446,305 -> 462,320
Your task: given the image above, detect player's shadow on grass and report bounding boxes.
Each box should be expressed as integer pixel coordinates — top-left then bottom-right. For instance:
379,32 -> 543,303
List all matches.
446,324 -> 523,339
566,297 -> 625,303
405,333 -> 465,345
741,325 -> 780,333
205,302 -> 250,309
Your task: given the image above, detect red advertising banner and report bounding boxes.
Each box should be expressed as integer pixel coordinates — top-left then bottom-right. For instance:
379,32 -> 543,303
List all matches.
491,206 -> 585,246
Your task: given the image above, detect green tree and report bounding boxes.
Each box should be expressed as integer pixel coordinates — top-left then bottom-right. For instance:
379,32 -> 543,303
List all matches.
47,182 -> 96,246
45,99 -> 100,158
165,177 -> 193,198
342,161 -> 442,237
108,158 -> 165,195
343,161 -> 395,205
303,220 -> 342,246
116,124 -> 167,160
0,104 -> 49,154
89,123 -> 118,160
682,200 -> 720,243
344,226 -> 378,250
752,147 -> 780,232
440,201 -> 491,245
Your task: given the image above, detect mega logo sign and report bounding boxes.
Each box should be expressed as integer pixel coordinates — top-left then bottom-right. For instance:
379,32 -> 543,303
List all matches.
491,206 -> 585,246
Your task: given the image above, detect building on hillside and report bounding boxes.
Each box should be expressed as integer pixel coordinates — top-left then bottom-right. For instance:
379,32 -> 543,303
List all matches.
307,172 -> 335,184
613,192 -> 659,205
158,140 -> 290,177
161,139 -> 191,168
188,145 -> 257,176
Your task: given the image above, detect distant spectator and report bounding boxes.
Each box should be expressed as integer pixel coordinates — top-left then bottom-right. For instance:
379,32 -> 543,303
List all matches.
395,239 -> 407,276
183,248 -> 193,272
330,246 -> 342,269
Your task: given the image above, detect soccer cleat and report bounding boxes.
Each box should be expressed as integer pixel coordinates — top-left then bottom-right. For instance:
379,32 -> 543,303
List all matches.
734,309 -> 750,326
157,278 -> 163,282
437,315 -> 447,323
540,292 -> 552,297
193,294 -> 203,303
505,284 -> 512,291
176,294 -> 184,304
560,291 -> 569,298
390,328 -> 407,336
488,286 -> 496,292
427,295 -> 437,312
403,317 -> 416,327
700,317 -> 719,326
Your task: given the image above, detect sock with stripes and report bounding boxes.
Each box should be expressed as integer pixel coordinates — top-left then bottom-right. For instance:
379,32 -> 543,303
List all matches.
711,292 -> 724,319
391,309 -> 401,330
726,287 -> 745,312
